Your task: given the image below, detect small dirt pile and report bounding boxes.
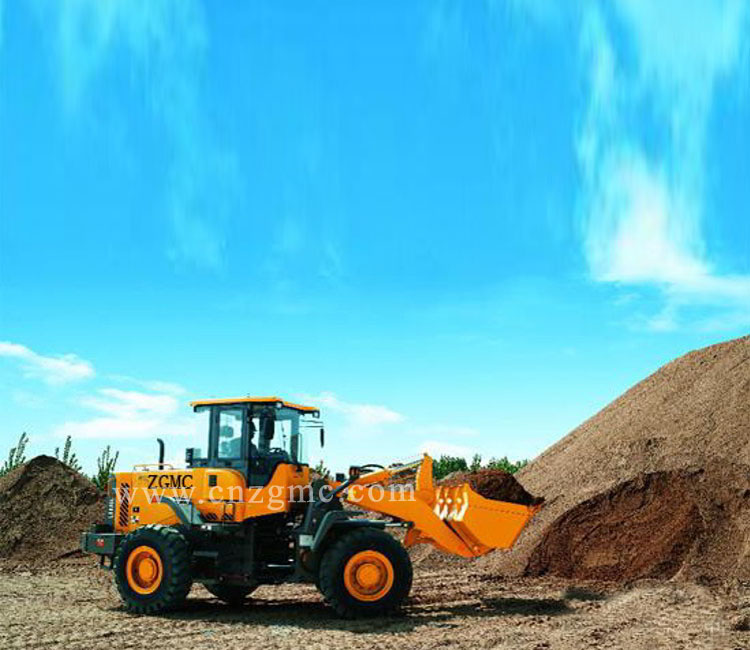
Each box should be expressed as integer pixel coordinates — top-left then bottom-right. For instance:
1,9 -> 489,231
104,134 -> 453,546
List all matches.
443,469 -> 543,506
0,455 -> 104,566
468,469 -> 543,506
480,334 -> 750,582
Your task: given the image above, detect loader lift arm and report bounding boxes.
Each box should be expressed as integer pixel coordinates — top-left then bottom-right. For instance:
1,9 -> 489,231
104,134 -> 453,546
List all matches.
338,455 -> 541,558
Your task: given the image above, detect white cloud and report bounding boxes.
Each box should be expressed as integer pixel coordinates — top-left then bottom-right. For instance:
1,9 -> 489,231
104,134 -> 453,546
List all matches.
413,424 -> 480,462
418,440 -> 474,460
56,386 -> 195,441
43,0 -> 239,270
56,416 -> 163,440
583,151 -> 713,287
303,392 -> 404,427
0,341 -> 195,467
0,341 -> 94,384
109,374 -> 186,396
577,1 -> 750,329
80,388 -> 178,419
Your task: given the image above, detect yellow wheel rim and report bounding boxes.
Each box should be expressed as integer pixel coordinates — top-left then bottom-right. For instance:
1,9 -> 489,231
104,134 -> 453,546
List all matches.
343,550 -> 394,602
126,545 -> 164,595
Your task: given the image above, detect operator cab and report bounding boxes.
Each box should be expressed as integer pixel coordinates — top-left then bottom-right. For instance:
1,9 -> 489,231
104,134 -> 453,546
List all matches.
185,396 -> 321,487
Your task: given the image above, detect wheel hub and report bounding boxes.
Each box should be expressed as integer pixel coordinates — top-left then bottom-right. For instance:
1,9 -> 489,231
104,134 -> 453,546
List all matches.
138,558 -> 157,582
344,550 -> 395,602
126,545 -> 164,595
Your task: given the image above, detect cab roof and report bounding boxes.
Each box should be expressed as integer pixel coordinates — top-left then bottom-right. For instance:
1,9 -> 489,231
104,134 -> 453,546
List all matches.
189,396 -> 319,414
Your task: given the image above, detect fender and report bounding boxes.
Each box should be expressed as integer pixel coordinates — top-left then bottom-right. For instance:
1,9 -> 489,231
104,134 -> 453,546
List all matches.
157,496 -> 205,526
309,511 -> 388,553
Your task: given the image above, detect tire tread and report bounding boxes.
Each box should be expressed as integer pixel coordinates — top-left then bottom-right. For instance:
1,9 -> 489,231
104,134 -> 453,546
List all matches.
318,528 -> 412,618
113,524 -> 192,614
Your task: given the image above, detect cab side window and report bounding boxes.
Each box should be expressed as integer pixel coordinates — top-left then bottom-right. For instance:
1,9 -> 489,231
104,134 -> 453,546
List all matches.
218,408 -> 243,459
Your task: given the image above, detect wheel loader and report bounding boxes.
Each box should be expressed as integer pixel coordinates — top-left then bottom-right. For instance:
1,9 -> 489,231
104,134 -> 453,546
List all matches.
81,396 -> 540,617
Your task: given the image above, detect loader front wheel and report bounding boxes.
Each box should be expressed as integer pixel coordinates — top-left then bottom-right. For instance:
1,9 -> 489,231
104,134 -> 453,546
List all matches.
114,525 -> 192,614
318,528 -> 412,618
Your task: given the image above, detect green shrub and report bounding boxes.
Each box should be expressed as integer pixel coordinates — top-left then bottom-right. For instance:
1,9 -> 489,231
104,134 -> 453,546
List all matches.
486,455 -> 528,475
431,452 -> 528,480
55,435 -> 82,473
91,446 -> 119,490
0,432 -> 28,478
312,459 -> 331,480
432,455 -> 468,480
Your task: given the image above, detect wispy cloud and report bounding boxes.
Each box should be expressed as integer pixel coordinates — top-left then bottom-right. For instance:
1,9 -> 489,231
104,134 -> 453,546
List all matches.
414,423 -> 481,462
56,386 -> 194,440
109,374 -> 186,396
577,1 -> 750,329
46,0 -> 239,270
0,340 -> 194,468
302,392 -> 404,427
0,341 -> 94,384
423,0 -> 469,68
80,388 -> 178,419
418,440 -> 474,460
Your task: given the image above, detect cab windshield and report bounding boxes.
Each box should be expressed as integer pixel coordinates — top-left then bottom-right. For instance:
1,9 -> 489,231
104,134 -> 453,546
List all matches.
249,406 -> 309,464
194,403 -> 312,467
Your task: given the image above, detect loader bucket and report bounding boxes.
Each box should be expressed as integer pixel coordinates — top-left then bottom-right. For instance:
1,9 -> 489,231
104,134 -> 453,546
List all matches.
346,455 -> 542,559
434,484 -> 542,556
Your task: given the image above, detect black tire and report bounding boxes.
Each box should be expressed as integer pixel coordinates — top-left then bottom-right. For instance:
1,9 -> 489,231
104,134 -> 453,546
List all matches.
318,528 -> 413,618
113,524 -> 193,614
205,583 -> 257,605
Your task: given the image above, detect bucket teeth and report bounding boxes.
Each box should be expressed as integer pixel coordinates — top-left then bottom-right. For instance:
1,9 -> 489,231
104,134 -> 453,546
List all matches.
434,500 -> 448,519
435,486 -> 468,521
433,482 -> 540,554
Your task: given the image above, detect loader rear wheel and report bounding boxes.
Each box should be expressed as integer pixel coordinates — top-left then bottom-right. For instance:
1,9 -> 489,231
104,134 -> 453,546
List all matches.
318,528 -> 412,618
205,583 -> 258,605
114,525 -> 192,614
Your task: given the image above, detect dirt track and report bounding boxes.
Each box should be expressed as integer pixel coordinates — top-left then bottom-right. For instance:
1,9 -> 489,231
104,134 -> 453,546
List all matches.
1,562 -> 747,650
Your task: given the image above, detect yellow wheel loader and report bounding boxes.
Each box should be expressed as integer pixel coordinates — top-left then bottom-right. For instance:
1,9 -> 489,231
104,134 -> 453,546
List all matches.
81,396 -> 540,617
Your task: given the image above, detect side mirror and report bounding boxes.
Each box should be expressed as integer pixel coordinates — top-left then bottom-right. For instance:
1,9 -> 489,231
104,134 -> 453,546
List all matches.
185,447 -> 194,465
320,427 -> 325,448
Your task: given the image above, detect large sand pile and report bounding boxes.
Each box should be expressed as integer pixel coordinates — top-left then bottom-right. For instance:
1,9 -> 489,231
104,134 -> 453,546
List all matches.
482,334 -> 750,582
0,455 -> 104,565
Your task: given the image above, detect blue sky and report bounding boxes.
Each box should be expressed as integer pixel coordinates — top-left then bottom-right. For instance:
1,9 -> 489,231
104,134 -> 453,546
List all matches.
1,1 -> 749,475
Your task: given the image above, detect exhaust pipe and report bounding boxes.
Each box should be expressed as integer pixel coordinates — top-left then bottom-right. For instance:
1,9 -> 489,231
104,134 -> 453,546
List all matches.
157,438 -> 165,470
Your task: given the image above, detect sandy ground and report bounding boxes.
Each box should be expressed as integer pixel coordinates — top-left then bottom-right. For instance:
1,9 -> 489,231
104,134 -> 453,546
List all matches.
1,561 -> 748,650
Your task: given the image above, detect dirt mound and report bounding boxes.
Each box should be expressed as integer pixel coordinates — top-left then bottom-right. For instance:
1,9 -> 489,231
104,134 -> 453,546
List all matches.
479,334 -> 750,581
0,455 -> 104,566
526,472 -> 705,581
443,469 -> 543,506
